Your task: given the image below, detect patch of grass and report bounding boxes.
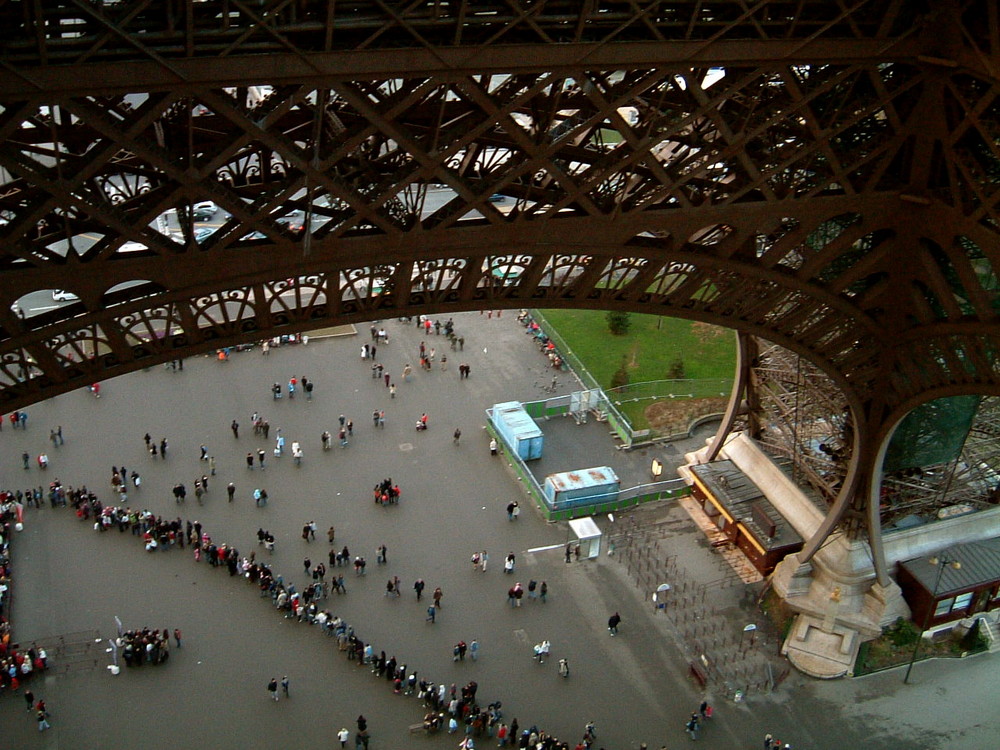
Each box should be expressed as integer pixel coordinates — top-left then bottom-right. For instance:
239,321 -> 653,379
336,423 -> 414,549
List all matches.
853,619 -> 983,675
538,310 -> 737,389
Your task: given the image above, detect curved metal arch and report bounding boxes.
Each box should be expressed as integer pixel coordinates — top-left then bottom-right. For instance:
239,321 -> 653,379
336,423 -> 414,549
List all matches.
0,233 -> 889,411
0,1 -> 997,604
704,332 -> 754,463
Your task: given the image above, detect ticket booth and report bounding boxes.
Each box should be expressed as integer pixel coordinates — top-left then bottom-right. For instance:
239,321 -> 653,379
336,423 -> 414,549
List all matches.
568,517 -> 602,559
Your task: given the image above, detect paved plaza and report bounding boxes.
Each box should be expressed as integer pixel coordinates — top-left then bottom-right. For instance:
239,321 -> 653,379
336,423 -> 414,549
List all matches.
1,312 -> 997,749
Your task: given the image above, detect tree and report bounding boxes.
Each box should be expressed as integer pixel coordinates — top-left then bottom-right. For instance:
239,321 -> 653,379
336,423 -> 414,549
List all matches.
610,355 -> 630,388
668,357 -> 686,380
605,311 -> 631,336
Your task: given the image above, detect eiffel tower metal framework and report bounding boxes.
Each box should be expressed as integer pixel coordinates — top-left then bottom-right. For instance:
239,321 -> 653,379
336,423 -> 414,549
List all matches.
1,1 -> 999,589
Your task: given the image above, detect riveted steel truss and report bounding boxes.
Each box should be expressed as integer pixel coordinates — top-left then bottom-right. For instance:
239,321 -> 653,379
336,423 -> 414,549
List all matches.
744,340 -> 1000,527
1,1 -> 999,575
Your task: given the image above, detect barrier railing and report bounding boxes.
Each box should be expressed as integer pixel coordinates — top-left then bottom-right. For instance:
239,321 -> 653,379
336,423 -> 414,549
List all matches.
529,309 -> 601,392
526,311 -> 730,447
486,405 -> 690,521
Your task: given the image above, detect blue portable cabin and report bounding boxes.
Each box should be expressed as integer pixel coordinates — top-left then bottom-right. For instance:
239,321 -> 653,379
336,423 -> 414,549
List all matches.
491,401 -> 544,460
544,466 -> 620,510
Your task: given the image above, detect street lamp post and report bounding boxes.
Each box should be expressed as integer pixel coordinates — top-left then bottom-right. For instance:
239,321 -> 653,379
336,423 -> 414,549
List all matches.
903,555 -> 961,684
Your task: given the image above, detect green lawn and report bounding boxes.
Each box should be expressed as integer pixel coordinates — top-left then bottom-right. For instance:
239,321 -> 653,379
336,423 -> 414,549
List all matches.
536,309 -> 737,389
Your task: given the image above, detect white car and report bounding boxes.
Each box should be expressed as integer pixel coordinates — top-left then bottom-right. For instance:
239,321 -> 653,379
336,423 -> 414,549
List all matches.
192,201 -> 218,221
52,289 -> 80,301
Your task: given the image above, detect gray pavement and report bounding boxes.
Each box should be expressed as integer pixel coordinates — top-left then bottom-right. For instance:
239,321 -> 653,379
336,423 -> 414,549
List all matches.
1,311 -> 997,750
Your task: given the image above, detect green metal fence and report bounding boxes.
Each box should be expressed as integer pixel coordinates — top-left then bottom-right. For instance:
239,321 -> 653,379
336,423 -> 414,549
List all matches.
486,403 -> 691,522
530,309 -> 601,391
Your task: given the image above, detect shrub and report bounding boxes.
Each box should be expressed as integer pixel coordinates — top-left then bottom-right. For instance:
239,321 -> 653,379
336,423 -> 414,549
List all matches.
886,617 -> 921,648
605,311 -> 631,336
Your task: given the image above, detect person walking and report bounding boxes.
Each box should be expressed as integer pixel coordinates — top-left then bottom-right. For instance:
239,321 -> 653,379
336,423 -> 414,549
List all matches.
686,713 -> 700,740
480,550 -> 488,572
453,428 -> 461,445
36,707 -> 51,732
281,675 -> 290,697
231,419 -> 239,438
490,438 -> 498,456
540,580 -> 548,603
414,578 -> 425,600
24,689 -> 35,712
608,611 -> 621,636
246,452 -> 254,469
267,677 -> 279,701
227,482 -> 236,502
338,728 -> 350,748
426,604 -> 436,623
433,587 -> 443,608
469,639 -> 479,661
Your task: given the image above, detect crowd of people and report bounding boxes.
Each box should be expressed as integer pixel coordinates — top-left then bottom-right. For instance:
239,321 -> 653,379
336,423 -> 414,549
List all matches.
0,312 -> 739,749
372,478 -> 401,505
117,627 -> 176,668
0,496 -> 52,710
57,487 -> 612,750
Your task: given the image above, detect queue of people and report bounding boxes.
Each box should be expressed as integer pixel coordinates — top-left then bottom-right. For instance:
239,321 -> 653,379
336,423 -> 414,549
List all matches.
68,492 -> 603,750
0,497 -> 50,696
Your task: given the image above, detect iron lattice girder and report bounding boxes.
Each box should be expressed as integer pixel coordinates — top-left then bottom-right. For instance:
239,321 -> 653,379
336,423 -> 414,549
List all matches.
0,0 -> 970,98
0,3 -> 998,425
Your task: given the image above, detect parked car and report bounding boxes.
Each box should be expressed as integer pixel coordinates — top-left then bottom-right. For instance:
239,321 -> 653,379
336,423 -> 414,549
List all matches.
192,201 -> 217,221
52,289 -> 80,301
194,227 -> 217,243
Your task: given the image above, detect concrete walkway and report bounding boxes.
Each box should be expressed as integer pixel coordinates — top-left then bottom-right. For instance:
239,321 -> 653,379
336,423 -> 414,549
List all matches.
1,311 -> 996,749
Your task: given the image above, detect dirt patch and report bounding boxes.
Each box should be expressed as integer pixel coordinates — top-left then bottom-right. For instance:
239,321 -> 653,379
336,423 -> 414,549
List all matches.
644,396 -> 727,434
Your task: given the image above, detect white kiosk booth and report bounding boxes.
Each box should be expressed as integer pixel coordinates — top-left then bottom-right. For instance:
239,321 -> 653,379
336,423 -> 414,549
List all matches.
567,517 -> 603,559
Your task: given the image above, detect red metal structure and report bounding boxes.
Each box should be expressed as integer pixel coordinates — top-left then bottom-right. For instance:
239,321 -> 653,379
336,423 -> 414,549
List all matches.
0,2 -> 998,586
